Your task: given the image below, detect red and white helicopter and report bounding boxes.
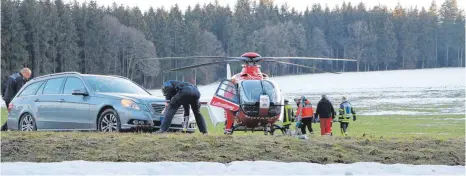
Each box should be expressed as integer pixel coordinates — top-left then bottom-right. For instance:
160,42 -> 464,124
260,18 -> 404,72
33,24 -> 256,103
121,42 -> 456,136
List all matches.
145,52 -> 356,135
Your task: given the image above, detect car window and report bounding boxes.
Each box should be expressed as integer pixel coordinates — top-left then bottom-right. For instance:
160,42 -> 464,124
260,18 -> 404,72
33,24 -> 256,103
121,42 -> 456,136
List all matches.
42,78 -> 65,95
63,77 -> 86,94
36,81 -> 46,95
82,76 -> 150,95
18,81 -> 44,97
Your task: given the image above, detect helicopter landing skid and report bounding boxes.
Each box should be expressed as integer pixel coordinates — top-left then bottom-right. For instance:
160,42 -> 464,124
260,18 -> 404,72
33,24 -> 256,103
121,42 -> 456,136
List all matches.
229,124 -> 275,135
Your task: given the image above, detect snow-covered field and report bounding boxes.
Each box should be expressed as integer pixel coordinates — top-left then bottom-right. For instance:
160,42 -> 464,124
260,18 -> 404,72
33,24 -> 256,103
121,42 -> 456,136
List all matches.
151,67 -> 466,116
1,161 -> 465,175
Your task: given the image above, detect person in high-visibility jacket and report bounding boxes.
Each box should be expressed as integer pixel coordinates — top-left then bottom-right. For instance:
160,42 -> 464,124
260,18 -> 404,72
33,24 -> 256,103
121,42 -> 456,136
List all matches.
282,99 -> 294,134
338,96 -> 357,136
295,96 -> 314,135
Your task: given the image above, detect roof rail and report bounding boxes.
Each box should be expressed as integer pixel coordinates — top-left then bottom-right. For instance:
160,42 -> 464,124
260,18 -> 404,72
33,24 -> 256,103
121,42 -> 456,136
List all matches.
105,74 -> 124,78
83,74 -> 128,79
32,72 -> 81,80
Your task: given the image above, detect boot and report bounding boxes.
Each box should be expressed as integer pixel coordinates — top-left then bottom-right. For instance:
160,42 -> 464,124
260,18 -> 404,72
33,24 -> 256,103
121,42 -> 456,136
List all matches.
224,128 -> 232,135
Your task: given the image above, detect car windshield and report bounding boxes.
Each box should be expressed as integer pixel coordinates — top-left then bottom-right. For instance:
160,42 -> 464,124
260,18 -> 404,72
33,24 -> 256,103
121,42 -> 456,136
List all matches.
83,75 -> 150,95
239,80 -> 278,104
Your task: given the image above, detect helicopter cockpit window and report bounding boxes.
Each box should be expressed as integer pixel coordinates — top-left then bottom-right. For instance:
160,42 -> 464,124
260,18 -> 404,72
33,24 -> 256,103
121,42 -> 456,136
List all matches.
239,80 -> 278,105
215,80 -> 239,104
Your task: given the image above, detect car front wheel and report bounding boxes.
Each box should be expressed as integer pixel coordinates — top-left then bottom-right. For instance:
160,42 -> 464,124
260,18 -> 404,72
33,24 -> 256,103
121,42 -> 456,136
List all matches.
97,109 -> 121,132
19,113 -> 37,131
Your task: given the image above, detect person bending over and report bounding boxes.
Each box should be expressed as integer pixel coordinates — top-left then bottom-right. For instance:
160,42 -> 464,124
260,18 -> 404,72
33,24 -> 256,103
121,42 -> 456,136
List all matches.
157,80 -> 207,134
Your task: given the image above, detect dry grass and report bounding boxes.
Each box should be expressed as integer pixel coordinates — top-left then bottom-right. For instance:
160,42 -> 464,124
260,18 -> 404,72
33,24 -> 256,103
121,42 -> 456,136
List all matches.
1,132 -> 464,165
1,108 -> 465,165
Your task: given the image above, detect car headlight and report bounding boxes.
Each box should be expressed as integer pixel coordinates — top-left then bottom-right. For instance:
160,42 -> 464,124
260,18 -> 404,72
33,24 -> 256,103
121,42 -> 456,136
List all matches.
121,99 -> 140,110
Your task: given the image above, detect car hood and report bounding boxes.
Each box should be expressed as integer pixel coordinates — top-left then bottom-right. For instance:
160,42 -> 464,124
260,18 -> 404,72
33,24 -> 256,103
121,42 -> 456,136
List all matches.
96,92 -> 166,104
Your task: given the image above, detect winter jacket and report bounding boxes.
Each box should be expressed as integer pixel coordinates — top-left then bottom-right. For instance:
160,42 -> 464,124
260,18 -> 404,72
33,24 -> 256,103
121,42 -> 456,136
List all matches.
162,80 -> 198,116
316,98 -> 335,119
283,104 -> 294,125
339,101 -> 356,123
163,80 -> 196,100
296,99 -> 314,118
2,73 -> 27,104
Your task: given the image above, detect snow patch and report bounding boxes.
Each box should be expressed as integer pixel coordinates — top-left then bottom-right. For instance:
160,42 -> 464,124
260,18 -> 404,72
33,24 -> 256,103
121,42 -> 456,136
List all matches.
362,110 -> 430,116
1,161 -> 464,175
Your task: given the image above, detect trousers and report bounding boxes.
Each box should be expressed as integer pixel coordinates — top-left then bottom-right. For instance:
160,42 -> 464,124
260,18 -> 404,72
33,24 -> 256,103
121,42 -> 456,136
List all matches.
340,122 -> 349,135
159,86 -> 207,133
300,118 -> 313,134
319,117 -> 332,135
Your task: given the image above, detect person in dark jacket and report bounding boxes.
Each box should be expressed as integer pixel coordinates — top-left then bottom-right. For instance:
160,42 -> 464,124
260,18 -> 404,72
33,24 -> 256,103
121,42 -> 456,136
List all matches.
156,80 -> 207,134
315,94 -> 335,136
1,68 -> 32,131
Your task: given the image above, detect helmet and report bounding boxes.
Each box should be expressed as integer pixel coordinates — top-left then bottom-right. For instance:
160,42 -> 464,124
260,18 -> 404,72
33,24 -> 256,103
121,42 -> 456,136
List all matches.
284,99 -> 289,103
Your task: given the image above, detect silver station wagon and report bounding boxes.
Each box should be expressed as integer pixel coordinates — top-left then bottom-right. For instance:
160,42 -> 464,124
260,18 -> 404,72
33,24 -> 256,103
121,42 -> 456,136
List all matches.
6,72 -> 197,132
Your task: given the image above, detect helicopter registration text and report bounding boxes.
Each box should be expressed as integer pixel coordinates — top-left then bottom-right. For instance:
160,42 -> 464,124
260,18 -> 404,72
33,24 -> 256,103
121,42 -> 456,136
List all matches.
244,115 -> 277,120
211,96 -> 240,111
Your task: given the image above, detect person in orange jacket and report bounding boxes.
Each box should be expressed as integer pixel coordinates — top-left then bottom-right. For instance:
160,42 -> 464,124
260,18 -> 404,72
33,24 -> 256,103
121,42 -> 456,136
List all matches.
295,96 -> 314,135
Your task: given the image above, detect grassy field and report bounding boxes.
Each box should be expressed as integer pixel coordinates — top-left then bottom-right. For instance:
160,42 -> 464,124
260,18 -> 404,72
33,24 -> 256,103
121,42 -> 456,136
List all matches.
2,108 -> 464,138
1,108 -> 6,125
201,108 -> 465,138
1,108 -> 465,165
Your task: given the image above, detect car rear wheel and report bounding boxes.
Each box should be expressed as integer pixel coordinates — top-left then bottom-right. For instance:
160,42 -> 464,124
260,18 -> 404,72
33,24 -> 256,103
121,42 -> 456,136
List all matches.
19,113 -> 37,131
98,109 -> 121,132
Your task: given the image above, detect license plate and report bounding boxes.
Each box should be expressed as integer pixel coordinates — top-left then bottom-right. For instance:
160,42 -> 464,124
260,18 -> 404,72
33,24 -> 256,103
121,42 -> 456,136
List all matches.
172,117 -> 184,124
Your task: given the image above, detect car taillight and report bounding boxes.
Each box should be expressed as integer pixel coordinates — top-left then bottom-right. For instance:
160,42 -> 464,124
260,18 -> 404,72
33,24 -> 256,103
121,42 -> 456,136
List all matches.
7,103 -> 13,113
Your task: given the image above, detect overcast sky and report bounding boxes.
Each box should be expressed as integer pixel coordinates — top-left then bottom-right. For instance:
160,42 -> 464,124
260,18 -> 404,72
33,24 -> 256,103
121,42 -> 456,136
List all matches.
69,0 -> 465,13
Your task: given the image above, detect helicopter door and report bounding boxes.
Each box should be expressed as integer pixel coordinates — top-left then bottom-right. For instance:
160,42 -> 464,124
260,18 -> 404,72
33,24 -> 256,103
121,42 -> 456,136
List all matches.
210,79 -> 240,111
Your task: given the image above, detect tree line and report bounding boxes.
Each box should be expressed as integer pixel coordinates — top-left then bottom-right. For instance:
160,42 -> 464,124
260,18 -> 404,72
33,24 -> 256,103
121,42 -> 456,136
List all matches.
1,0 -> 464,89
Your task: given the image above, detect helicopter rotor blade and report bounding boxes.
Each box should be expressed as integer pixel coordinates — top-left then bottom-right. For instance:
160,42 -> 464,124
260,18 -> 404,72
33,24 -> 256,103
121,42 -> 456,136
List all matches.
259,57 -> 357,62
264,60 -> 341,74
139,56 -> 244,61
168,59 -> 241,72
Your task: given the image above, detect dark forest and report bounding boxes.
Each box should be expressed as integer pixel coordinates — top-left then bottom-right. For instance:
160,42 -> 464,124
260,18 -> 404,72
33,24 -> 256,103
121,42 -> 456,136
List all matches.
1,0 -> 464,88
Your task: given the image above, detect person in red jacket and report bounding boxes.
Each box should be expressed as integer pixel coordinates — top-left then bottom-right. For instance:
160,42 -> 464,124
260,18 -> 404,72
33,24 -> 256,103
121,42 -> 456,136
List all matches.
295,96 -> 314,135
316,94 -> 336,136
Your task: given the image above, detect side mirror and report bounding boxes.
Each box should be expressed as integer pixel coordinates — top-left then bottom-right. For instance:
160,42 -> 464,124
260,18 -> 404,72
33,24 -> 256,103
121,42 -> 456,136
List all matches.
72,88 -> 89,96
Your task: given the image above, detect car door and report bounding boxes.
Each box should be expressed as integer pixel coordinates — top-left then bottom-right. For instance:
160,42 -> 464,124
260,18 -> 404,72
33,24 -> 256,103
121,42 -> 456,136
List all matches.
210,79 -> 240,111
35,77 -> 66,129
12,81 -> 45,129
59,76 -> 91,130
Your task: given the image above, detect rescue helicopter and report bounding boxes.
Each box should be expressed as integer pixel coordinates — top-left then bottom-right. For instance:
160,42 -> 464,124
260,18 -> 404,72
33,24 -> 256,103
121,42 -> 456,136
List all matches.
142,52 -> 356,135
